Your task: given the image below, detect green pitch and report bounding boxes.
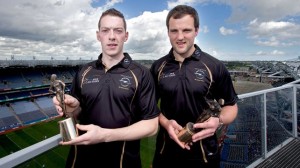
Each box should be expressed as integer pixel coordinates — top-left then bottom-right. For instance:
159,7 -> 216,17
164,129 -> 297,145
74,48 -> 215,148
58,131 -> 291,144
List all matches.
0,119 -> 157,168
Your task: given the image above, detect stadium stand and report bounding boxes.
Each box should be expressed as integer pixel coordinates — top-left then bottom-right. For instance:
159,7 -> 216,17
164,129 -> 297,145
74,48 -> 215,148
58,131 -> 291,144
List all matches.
35,96 -> 58,118
22,69 -> 45,86
11,100 -> 47,125
0,65 -> 77,134
0,104 -> 21,133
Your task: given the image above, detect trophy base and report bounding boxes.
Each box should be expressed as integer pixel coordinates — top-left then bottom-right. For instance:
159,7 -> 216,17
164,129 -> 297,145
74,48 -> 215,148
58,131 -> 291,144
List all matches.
177,122 -> 196,143
59,117 -> 77,142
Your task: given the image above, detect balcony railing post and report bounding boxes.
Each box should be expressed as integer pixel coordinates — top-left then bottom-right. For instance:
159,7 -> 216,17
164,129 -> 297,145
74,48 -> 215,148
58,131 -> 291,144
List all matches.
262,92 -> 267,159
293,85 -> 298,137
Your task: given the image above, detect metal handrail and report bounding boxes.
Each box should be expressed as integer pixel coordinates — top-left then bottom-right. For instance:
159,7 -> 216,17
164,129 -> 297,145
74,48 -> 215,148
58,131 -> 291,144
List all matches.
0,135 -> 61,168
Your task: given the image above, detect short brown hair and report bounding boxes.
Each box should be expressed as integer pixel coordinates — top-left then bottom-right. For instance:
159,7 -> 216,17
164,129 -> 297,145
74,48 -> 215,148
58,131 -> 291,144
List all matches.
98,8 -> 127,30
166,5 -> 199,30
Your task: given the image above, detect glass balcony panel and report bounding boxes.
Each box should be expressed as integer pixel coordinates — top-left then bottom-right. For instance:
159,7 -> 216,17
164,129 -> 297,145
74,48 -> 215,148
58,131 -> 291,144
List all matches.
266,87 -> 294,152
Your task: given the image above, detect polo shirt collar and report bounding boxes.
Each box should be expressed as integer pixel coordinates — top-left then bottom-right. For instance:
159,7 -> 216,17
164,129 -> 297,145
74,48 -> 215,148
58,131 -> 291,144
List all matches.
167,44 -> 202,61
96,53 -> 132,69
120,53 -> 132,68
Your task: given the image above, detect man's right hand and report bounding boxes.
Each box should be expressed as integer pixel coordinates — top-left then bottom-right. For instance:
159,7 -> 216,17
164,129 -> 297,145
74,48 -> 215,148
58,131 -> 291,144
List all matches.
52,94 -> 80,117
159,114 -> 192,150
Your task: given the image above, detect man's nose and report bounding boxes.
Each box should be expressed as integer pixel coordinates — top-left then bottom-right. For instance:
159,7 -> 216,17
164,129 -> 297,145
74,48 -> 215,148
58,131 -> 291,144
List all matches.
109,29 -> 116,40
177,31 -> 184,39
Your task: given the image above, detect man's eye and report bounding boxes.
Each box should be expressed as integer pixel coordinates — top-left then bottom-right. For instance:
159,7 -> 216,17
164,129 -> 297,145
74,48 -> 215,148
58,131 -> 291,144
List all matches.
114,29 -> 123,33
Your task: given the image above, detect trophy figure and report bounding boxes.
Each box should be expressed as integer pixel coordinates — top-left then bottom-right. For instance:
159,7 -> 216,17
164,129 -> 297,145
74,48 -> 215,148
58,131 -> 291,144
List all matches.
49,74 -> 78,142
177,98 -> 224,143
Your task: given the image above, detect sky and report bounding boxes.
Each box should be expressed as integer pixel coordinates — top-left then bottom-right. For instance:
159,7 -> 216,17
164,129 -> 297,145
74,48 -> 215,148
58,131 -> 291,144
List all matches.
0,0 -> 300,61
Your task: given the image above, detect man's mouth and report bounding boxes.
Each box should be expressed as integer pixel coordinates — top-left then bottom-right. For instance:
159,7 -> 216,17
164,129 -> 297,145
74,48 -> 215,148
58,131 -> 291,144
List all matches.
177,41 -> 185,47
108,44 -> 117,47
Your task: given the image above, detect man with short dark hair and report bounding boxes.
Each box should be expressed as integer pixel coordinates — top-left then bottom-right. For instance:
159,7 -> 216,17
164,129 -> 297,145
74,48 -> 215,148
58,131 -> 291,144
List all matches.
151,5 -> 238,168
53,8 -> 159,168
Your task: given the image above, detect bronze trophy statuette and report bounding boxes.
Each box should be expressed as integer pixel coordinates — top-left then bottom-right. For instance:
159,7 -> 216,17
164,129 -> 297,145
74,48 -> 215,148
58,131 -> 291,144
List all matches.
177,98 -> 224,143
49,74 -> 78,142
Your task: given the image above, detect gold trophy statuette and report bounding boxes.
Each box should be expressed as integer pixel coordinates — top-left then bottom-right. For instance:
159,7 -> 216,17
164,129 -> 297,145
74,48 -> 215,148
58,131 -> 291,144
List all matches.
49,74 -> 78,142
177,98 -> 224,143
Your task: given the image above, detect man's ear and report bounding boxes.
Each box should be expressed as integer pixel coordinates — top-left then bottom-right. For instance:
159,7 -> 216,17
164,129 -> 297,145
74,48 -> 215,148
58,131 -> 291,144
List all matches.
195,27 -> 199,36
124,31 -> 129,42
96,31 -> 101,41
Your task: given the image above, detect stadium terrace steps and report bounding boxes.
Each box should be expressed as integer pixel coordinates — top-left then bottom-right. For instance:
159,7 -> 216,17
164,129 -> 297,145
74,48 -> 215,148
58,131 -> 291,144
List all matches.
255,138 -> 300,168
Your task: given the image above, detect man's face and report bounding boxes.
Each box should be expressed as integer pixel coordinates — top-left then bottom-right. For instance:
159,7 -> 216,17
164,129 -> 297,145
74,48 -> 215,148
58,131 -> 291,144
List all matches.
168,15 -> 198,58
97,15 -> 128,57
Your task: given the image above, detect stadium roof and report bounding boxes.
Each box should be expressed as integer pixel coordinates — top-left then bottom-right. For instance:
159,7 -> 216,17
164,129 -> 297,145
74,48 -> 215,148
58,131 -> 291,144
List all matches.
0,60 -> 90,68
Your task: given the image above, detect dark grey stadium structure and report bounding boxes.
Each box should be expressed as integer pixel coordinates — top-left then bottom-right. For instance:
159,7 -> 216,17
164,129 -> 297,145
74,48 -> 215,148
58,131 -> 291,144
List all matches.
0,60 -> 300,168
0,61 -> 82,134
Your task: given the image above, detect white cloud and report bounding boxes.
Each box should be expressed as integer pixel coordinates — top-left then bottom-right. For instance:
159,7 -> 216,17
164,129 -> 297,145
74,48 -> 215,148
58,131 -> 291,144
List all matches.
201,26 -> 209,33
104,0 -> 123,8
220,0 -> 300,22
247,19 -> 300,47
256,51 -> 267,55
255,50 -> 284,57
126,10 -> 171,60
259,21 -> 295,31
167,0 -> 198,9
256,36 -> 280,47
0,0 -> 126,60
219,26 -> 237,35
271,50 -> 285,55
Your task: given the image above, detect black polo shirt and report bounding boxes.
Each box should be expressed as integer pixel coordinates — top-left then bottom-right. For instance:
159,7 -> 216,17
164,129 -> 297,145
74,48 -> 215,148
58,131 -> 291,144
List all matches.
68,53 -> 159,168
150,44 -> 237,126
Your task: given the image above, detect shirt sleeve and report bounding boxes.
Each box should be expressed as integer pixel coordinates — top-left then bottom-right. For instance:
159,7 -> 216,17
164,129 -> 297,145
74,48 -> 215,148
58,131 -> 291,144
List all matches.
137,68 -> 160,120
211,62 -> 238,106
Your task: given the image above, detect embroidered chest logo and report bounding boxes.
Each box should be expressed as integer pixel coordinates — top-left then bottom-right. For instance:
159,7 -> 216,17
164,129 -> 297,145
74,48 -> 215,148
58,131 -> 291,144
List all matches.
83,77 -> 100,85
160,72 -> 176,79
194,68 -> 206,81
119,75 -> 132,90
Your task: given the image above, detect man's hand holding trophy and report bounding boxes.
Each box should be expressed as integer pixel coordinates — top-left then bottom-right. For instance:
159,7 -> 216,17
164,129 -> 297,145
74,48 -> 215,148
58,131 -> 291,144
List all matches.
177,98 -> 224,143
49,74 -> 78,142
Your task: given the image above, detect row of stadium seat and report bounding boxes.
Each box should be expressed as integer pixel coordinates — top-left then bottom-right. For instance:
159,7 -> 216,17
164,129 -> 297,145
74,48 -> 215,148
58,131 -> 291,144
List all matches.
0,66 -> 77,90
